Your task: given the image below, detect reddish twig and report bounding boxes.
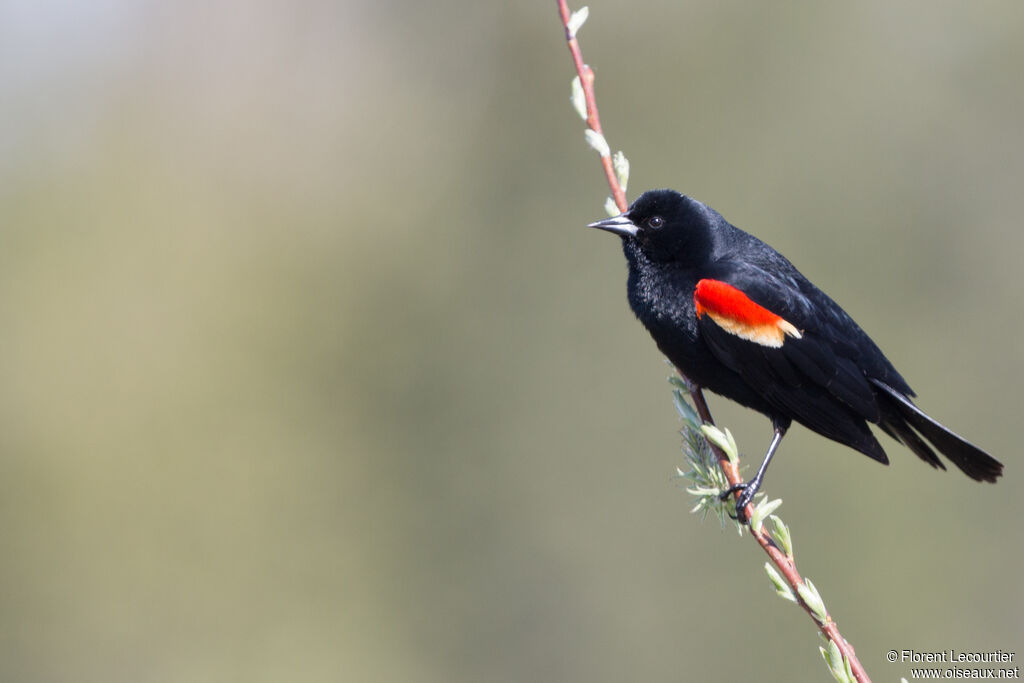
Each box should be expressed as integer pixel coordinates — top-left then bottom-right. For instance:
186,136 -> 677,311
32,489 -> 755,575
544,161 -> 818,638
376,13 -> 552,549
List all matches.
556,2 -> 628,212
556,3 -> 870,681
694,394 -> 870,683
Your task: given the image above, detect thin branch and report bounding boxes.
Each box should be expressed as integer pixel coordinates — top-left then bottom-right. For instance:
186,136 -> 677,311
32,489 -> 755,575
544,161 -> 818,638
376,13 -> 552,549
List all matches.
695,392 -> 870,683
556,4 -> 870,681
556,2 -> 628,212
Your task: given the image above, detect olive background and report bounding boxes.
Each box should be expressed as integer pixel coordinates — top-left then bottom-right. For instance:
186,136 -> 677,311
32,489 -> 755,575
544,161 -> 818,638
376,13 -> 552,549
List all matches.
1,2 -> 1022,681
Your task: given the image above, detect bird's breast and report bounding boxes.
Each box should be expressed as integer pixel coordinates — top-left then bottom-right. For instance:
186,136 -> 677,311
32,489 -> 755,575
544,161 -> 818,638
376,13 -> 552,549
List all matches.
627,264 -> 701,352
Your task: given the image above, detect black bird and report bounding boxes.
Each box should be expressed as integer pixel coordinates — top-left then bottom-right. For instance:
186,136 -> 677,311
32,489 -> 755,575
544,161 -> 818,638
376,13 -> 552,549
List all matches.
590,189 -> 1002,520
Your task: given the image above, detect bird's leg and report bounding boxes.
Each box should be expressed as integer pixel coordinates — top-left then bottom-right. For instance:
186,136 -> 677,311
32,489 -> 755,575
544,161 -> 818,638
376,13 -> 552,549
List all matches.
719,422 -> 788,523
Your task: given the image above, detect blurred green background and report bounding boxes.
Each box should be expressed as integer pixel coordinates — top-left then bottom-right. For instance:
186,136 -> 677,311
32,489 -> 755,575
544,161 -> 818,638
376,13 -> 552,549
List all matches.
1,1 -> 1021,681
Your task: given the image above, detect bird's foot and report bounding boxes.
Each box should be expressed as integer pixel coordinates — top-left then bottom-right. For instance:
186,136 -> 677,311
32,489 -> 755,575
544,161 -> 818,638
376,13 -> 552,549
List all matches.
719,482 -> 759,524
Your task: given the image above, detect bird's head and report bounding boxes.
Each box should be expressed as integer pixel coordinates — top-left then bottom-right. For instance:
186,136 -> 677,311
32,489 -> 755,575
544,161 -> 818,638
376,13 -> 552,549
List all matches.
588,189 -> 715,264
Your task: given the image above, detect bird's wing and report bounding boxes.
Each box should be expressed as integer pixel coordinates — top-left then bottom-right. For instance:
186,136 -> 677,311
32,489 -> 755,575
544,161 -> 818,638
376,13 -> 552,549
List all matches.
694,264 -> 885,454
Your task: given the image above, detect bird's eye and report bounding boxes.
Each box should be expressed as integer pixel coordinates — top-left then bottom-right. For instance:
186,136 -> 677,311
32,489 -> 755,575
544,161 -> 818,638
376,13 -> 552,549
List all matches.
647,216 -> 664,229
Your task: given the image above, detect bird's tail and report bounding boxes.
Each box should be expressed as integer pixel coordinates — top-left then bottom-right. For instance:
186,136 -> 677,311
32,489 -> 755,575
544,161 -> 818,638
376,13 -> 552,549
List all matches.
872,379 -> 1002,483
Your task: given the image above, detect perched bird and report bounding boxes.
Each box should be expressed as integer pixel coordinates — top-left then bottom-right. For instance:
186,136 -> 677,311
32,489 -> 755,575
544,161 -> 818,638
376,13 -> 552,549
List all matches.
589,189 -> 1002,520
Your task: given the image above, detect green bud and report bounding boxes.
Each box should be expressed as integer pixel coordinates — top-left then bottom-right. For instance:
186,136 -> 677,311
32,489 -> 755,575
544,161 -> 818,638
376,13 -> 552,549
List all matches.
567,6 -> 589,38
700,425 -> 733,459
613,151 -> 629,192
764,562 -> 797,603
750,497 -> 783,534
603,196 -> 618,217
768,515 -> 793,557
570,76 -> 587,121
797,578 -> 828,624
585,129 -> 611,158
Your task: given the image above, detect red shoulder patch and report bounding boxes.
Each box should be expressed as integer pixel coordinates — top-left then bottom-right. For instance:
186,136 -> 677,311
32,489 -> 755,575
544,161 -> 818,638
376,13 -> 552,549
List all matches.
694,279 -> 802,348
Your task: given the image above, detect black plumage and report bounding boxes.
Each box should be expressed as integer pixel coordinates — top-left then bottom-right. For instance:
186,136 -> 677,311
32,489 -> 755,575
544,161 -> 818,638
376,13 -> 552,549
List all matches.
590,189 -> 1002,519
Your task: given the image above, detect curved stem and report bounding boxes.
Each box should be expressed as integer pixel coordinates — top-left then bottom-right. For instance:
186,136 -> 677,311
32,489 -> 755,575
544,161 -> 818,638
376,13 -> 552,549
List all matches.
693,393 -> 870,682
555,1 -> 628,212
555,3 -> 870,681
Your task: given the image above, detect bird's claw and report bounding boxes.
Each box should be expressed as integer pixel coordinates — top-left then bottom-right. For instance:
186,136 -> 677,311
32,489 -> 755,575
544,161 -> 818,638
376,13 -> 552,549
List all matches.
720,482 -> 756,524
718,483 -> 745,501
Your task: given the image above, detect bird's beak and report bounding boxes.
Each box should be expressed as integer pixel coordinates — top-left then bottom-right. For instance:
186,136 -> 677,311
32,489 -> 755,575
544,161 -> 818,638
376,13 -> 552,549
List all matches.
587,213 -> 638,237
